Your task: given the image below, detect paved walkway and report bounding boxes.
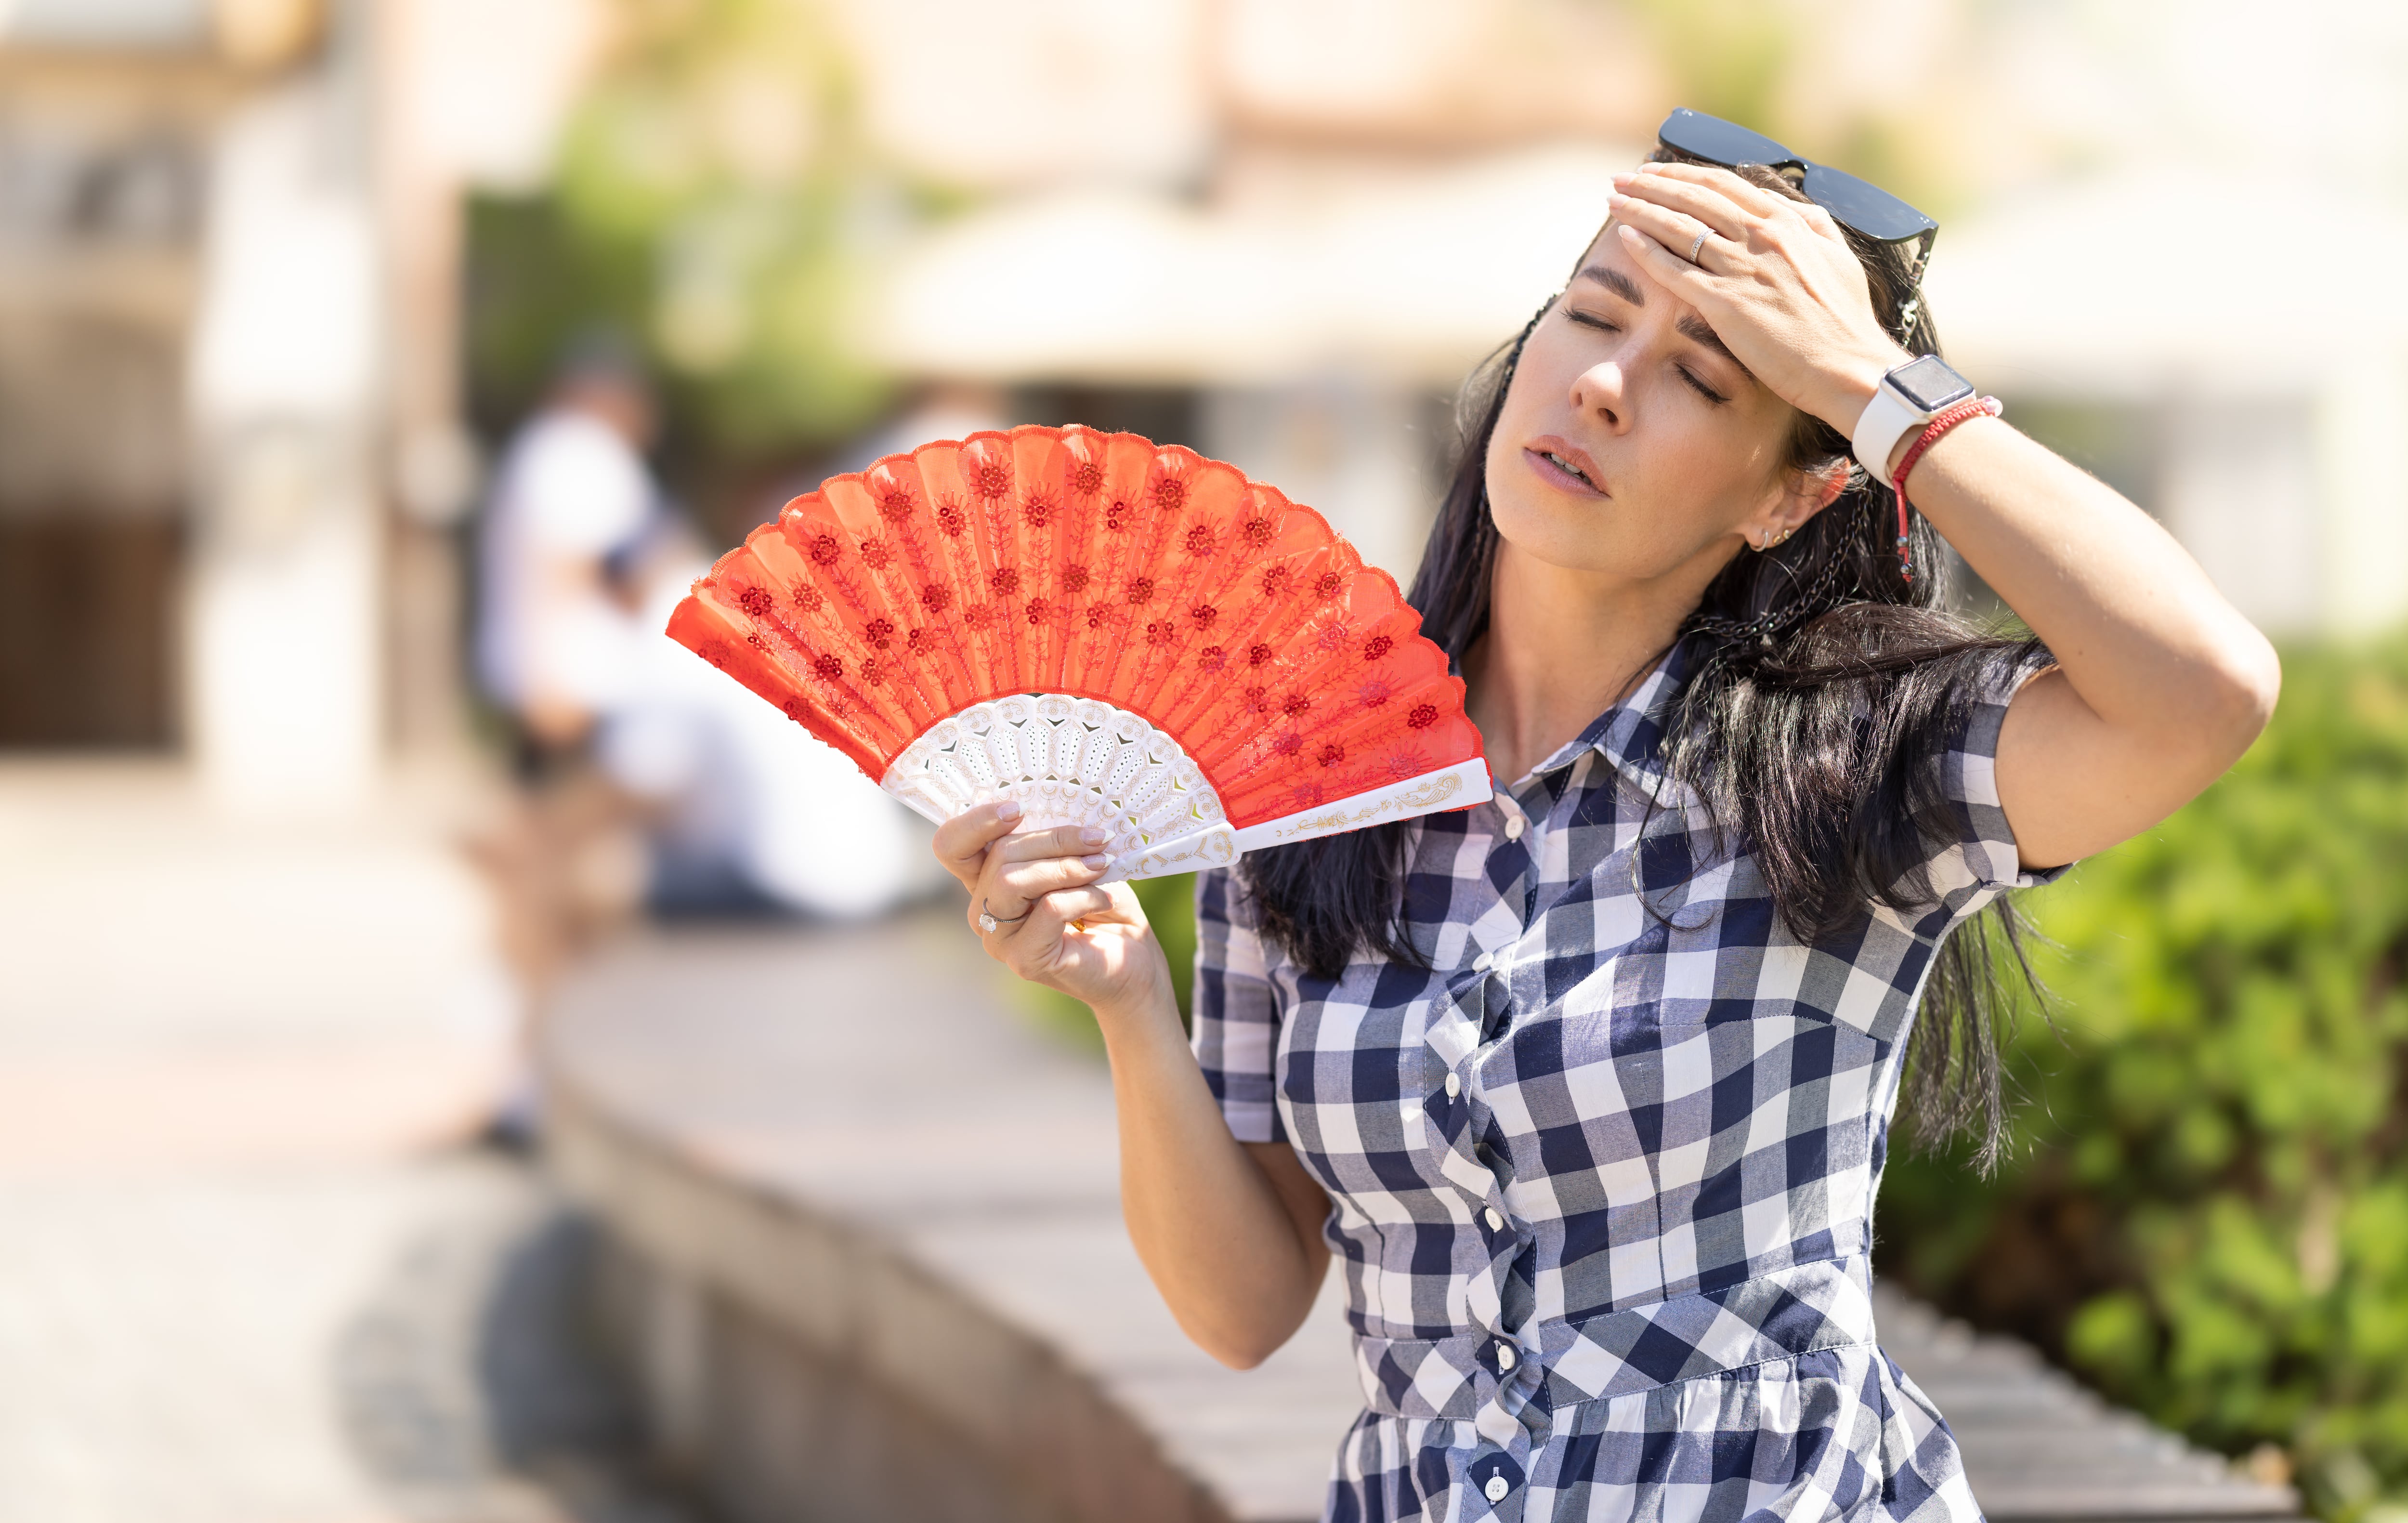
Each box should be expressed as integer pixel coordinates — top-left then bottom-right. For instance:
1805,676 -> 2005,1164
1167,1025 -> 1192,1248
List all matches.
0,762 -> 691,1523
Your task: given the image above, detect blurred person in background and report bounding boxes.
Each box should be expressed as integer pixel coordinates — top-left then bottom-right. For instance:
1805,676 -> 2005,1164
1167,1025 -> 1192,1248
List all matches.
937,120 -> 2282,1521
472,337 -> 941,965
475,329 -> 661,776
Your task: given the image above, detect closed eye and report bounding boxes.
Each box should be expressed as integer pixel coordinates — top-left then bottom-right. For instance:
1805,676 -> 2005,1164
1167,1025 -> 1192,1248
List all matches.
1678,369 -> 1728,405
1567,309 -> 1729,406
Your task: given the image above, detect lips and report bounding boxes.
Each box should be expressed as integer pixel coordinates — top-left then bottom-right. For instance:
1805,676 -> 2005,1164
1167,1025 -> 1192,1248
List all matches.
1524,437 -> 1607,496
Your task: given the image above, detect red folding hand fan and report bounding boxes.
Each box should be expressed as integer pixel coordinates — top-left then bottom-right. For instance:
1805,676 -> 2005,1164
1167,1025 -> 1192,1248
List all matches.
666,424 -> 1490,881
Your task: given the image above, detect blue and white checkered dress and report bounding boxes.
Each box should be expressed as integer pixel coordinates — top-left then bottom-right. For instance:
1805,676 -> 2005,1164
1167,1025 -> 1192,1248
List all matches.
1191,642 -> 2063,1523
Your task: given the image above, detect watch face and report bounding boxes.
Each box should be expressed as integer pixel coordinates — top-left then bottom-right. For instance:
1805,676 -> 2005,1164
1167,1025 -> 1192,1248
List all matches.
1888,354 -> 1974,413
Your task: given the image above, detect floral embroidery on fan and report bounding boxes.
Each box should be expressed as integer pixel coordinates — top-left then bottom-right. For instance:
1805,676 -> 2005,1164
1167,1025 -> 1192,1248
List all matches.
1313,570 -> 1343,600
1248,643 -> 1274,668
1316,742 -> 1345,768
1182,524 -> 1216,555
1105,499 -> 1134,532
1068,459 -> 1105,498
1060,565 -> 1091,595
1149,474 -> 1186,512
781,697 -> 808,722
811,653 -> 844,681
1021,493 -> 1055,529
1289,779 -> 1327,809
858,538 -> 893,571
1145,619 -> 1177,647
964,602 -> 997,629
1189,604 -> 1217,631
793,585 -> 824,614
1363,633 -> 1395,661
1243,684 -> 1269,713
1383,746 -> 1430,780
737,586 -> 776,619
1198,645 -> 1227,672
1316,622 -> 1350,652
1125,577 -> 1156,605
864,618 -> 895,649
1407,702 -> 1439,729
933,497 -> 968,536
1261,565 -> 1292,597
746,631 -> 768,650
876,485 -> 916,524
1024,597 -> 1051,626
860,656 -> 885,685
1242,515 -> 1277,549
906,628 -> 938,655
1282,694 -> 1310,718
1084,604 -> 1114,631
700,640 -> 731,669
989,567 -> 1020,597
1357,678 -> 1393,709
808,533 -> 843,566
919,584 -> 951,614
1271,732 -> 1303,757
967,453 -> 1013,502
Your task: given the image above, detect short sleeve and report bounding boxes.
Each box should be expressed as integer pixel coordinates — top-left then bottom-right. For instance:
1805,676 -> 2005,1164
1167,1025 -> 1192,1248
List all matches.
1189,867 -> 1285,1145
1921,650 -> 2074,918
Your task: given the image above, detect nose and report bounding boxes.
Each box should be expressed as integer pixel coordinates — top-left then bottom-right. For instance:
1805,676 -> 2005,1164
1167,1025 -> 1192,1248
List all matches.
1570,356 -> 1628,433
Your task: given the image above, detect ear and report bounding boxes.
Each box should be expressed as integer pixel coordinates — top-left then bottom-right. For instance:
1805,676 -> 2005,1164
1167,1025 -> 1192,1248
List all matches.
1739,460 -> 1850,550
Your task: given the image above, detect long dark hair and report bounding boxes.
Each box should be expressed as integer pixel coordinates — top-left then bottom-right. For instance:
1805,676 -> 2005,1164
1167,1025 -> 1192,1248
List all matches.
1240,150 -> 2045,1166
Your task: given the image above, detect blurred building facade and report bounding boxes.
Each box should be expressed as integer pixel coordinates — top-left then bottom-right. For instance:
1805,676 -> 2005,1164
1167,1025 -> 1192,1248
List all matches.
3,0 -> 2402,797
0,0 -> 596,804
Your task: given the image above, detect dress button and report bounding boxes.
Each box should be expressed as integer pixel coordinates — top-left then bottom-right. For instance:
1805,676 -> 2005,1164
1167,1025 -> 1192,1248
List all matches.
1484,1207 -> 1504,1231
1484,1473 -> 1511,1502
1444,1073 -> 1462,1099
1495,1342 -> 1518,1370
1504,815 -> 1524,840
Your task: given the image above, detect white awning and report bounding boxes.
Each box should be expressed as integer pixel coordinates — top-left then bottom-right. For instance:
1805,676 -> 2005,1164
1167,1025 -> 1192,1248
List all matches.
1924,167 -> 2408,398
861,143 -> 1641,388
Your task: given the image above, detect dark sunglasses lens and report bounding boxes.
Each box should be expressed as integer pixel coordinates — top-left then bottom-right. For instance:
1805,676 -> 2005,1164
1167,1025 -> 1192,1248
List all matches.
1657,108 -> 1793,169
1799,165 -> 1936,243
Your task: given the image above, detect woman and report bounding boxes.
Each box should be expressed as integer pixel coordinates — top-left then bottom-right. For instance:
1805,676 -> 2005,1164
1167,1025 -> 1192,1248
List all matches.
932,126 -> 2277,1521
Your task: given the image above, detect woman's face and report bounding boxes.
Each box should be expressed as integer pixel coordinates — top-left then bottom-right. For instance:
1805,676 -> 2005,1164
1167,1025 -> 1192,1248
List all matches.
1484,224 -> 1808,583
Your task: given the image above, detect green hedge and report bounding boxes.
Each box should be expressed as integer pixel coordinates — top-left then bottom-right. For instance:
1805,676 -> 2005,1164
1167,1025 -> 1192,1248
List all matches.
1880,632 -> 2408,1517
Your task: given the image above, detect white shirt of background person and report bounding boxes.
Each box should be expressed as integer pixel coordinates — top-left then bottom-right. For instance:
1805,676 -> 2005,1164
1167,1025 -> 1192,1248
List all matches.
476,406 -> 655,729
601,561 -> 942,919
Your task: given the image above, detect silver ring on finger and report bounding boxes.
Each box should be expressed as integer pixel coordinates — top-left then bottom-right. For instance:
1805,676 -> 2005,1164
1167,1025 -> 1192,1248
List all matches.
1687,228 -> 1711,264
977,896 -> 1033,936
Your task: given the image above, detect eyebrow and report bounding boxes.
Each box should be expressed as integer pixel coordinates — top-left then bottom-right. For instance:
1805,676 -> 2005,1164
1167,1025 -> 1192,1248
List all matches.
1574,262 -> 1757,381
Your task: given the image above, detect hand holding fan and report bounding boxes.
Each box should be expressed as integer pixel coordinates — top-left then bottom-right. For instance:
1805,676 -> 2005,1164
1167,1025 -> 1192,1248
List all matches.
666,424 -> 1490,881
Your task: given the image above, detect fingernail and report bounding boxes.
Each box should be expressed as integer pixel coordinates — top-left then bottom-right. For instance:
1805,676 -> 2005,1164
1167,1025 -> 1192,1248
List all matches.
1081,854 -> 1109,870
996,801 -> 1022,820
1081,826 -> 1108,845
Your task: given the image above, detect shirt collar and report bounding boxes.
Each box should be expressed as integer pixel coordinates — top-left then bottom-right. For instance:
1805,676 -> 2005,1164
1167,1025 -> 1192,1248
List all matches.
1521,636 -> 1694,799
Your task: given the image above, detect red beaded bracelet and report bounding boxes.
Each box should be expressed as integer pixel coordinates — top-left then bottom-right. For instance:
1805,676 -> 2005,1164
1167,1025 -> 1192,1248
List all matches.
1890,395 -> 2002,585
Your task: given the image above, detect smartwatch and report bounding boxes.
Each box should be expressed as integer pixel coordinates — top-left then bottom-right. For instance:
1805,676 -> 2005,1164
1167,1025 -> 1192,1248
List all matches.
1851,355 -> 1976,489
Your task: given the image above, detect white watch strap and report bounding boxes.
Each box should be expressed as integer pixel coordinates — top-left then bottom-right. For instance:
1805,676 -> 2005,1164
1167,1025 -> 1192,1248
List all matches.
1851,376 -> 1929,492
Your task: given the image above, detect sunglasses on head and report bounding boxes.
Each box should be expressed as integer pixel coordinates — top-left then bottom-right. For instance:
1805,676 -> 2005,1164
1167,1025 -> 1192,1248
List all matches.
1656,108 -> 1938,283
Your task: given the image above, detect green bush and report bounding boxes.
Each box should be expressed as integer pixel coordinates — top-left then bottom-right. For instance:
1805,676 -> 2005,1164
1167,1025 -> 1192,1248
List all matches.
1880,631 -> 2408,1517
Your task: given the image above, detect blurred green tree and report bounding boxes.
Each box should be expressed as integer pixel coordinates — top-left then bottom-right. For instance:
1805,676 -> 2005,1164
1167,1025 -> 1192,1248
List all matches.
467,0 -> 941,468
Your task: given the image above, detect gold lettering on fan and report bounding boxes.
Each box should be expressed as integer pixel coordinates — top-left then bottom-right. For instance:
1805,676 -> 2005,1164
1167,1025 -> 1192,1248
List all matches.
1269,774 -> 1462,840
